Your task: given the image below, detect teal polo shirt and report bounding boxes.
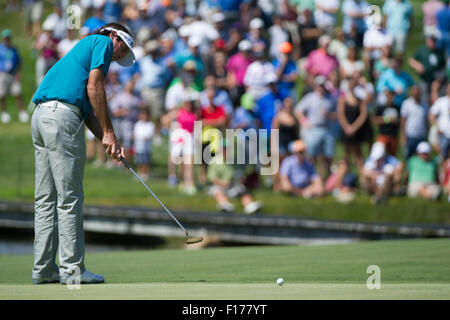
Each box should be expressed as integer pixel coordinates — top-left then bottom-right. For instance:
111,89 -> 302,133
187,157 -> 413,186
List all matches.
33,34 -> 113,120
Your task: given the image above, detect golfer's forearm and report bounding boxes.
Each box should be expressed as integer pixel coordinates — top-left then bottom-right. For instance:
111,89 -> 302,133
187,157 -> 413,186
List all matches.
87,83 -> 114,137
85,111 -> 103,141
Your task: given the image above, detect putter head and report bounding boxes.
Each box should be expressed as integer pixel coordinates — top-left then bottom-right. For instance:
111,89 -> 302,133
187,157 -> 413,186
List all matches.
186,236 -> 204,245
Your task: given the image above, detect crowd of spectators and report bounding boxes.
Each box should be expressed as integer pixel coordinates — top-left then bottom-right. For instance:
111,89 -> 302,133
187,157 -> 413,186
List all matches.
1,0 -> 450,211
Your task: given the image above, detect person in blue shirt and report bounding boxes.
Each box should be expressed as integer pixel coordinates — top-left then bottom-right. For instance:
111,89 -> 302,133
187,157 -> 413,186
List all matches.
376,57 -> 415,108
31,23 -> 135,285
82,7 -> 107,33
272,42 -> 299,100
382,0 -> 413,56
102,0 -> 123,24
436,0 -> 450,57
0,29 -> 27,123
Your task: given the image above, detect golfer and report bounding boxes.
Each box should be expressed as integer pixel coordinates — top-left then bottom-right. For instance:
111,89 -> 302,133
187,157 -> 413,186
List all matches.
31,23 -> 135,284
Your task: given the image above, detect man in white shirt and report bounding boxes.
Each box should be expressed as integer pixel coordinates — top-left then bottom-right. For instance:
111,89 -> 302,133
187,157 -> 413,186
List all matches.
315,0 -> 340,34
429,83 -> 450,160
400,85 -> 429,159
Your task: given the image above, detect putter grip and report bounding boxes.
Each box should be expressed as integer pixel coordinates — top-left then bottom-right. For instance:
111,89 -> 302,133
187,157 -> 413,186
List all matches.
121,157 -> 131,169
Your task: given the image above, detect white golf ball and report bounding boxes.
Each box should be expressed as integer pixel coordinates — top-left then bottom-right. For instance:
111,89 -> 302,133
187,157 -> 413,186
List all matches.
277,278 -> 284,286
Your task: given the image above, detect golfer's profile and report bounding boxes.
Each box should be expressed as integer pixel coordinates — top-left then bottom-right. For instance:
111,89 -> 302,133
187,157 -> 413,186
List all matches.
30,23 -> 135,284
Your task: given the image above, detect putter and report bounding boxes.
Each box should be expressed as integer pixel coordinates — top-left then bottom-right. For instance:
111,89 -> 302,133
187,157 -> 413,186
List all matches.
121,157 -> 204,245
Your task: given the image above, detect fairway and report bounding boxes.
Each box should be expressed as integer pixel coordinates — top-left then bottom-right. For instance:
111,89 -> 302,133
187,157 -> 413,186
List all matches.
1,239 -> 449,300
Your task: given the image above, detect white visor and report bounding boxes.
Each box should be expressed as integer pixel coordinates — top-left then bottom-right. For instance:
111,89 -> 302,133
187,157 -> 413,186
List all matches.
104,27 -> 136,67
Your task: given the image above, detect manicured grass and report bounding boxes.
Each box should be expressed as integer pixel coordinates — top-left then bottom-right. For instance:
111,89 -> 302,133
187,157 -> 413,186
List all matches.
0,239 -> 449,299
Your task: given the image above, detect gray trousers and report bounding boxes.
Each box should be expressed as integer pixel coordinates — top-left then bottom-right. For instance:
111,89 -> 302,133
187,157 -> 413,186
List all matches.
31,100 -> 86,280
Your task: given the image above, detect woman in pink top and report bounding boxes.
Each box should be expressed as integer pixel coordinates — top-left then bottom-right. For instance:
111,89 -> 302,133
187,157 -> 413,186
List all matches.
304,35 -> 339,78
162,93 -> 200,195
226,40 -> 254,105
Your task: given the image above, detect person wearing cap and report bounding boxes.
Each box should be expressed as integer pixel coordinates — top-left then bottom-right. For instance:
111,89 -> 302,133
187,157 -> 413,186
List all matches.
226,39 -> 254,103
279,139 -> 324,198
243,42 -> 276,100
295,75 -> 336,176
0,29 -> 28,124
31,23 -> 135,285
33,20 -> 59,86
246,18 -> 267,48
405,141 -> 441,200
272,42 -> 299,100
409,34 -> 446,106
361,141 -> 403,203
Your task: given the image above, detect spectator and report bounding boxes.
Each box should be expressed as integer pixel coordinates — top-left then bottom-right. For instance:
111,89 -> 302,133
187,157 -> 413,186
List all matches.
295,76 -> 335,176
409,34 -> 446,106
376,57 -> 414,108
83,7 -> 107,34
272,42 -> 299,100
268,15 -> 289,60
400,86 -> 429,160
255,73 -> 288,134
325,159 -> 358,203
422,0 -> 445,38
298,9 -> 321,59
436,0 -> 450,57
363,26 -> 393,82
289,0 -> 315,15
135,40 -> 172,145
361,141 -> 403,203
341,0 -> 369,48
382,0 -> 413,57
162,91 -> 200,194
34,20 -> 59,86
429,83 -> 450,161
0,29 -> 27,123
338,76 -> 372,168
329,27 -> 349,63
42,3 -> 66,40
200,81 -> 228,184
243,42 -> 275,100
339,43 -> 364,80
200,75 -> 233,117
372,44 -> 392,81
207,141 -> 263,214
103,0 -> 123,24
272,96 -> 299,192
406,141 -> 441,200
24,0 -> 44,37
133,108 -> 155,181
226,39 -> 254,104
372,89 -> 400,156
108,81 -> 142,161
280,139 -> 325,198
57,29 -> 79,59
314,0 -> 340,35
246,17 -> 267,48
206,49 -> 228,90
304,35 -> 339,79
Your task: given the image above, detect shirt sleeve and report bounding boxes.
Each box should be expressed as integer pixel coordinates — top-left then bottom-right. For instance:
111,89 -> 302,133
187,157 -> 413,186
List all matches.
90,36 -> 113,76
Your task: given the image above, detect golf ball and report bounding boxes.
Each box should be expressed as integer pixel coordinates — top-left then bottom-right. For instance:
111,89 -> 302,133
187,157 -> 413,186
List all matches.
277,278 -> 284,286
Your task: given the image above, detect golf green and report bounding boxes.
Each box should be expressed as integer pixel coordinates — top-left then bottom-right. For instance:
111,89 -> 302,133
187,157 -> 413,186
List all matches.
1,239 -> 449,299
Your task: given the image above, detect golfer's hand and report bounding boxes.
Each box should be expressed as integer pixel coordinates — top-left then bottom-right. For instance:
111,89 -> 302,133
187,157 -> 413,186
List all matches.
102,131 -> 125,160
